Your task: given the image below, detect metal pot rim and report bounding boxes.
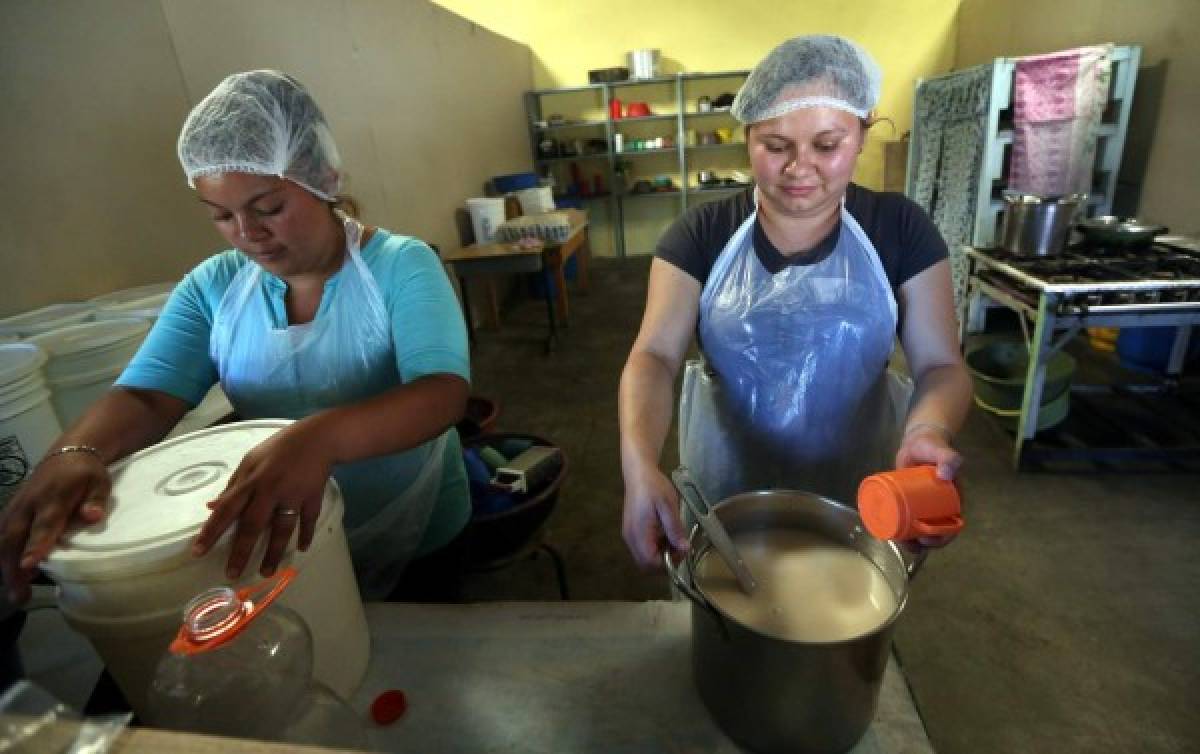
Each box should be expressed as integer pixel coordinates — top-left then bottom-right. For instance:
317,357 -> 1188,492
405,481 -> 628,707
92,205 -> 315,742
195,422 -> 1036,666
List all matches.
668,489 -> 915,645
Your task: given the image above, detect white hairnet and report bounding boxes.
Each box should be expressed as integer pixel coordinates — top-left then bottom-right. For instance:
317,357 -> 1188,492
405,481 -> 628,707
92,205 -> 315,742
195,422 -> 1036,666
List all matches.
732,35 -> 882,124
177,70 -> 342,201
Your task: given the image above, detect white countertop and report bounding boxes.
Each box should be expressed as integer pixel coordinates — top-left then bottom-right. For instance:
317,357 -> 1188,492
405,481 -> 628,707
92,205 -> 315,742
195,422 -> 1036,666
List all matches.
351,600 -> 933,753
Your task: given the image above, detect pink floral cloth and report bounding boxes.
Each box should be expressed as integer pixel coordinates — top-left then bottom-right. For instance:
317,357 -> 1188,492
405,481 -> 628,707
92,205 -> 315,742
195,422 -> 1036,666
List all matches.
1010,45 -> 1112,198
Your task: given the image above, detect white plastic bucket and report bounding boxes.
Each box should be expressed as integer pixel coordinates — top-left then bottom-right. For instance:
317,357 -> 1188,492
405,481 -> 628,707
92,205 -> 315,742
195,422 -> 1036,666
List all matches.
0,303 -> 96,339
0,344 -> 61,497
28,319 -> 151,427
90,282 -> 175,322
466,197 -> 506,244
516,186 -> 555,215
89,282 -> 175,308
41,420 -> 370,718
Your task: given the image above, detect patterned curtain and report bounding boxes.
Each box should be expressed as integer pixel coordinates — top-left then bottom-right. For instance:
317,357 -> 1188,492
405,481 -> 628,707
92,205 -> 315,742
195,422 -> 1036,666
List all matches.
909,64 -> 993,313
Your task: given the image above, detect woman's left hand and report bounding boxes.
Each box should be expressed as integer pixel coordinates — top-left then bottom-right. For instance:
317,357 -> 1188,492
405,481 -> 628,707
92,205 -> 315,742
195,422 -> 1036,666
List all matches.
192,419 -> 333,579
894,424 -> 963,549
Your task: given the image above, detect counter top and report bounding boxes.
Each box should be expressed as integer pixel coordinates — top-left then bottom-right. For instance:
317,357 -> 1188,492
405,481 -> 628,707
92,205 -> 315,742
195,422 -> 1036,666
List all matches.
350,600 -> 933,753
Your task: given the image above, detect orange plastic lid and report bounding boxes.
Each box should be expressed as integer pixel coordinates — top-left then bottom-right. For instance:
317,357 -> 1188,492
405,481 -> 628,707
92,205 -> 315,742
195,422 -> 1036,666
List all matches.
858,476 -> 906,540
168,568 -> 296,656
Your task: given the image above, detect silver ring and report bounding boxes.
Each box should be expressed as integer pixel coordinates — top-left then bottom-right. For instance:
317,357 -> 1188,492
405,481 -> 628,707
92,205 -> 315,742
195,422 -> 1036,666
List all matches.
275,508 -> 300,517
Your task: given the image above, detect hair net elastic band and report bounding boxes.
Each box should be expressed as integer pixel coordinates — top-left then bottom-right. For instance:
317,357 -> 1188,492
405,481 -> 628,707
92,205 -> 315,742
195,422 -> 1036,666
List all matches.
741,96 -> 869,124
186,164 -> 337,202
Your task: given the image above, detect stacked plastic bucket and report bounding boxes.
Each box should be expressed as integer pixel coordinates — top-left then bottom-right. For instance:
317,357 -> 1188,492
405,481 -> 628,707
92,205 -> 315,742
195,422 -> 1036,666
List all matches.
0,343 -> 61,501
0,283 -> 174,468
28,318 -> 152,427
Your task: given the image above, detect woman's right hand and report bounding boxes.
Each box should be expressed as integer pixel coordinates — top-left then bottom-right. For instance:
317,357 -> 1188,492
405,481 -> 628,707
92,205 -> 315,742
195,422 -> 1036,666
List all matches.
621,463 -> 690,570
0,453 -> 111,603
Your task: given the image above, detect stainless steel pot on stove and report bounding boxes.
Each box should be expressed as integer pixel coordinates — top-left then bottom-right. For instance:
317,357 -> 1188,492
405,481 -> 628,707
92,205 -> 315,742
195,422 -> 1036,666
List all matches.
665,489 -> 924,754
1001,192 -> 1087,256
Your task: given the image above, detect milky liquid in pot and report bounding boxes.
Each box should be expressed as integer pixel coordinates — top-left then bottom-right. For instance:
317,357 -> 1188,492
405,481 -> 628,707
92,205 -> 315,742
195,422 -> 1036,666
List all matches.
695,530 -> 898,642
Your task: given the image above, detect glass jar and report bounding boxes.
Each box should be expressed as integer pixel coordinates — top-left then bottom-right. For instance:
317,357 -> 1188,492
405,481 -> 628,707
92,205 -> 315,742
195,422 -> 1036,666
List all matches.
146,570 -> 366,748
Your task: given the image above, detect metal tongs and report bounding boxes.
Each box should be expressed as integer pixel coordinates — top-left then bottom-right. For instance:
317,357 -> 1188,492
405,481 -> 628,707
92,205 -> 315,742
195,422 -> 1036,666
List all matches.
672,467 -> 757,595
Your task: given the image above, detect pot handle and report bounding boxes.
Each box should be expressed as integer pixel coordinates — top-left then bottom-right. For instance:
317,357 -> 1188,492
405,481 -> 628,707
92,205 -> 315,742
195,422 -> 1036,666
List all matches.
900,542 -> 930,580
664,548 -> 724,626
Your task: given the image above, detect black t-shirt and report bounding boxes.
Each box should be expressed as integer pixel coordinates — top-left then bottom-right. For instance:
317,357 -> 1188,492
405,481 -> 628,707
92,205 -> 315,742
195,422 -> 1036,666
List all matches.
655,183 -> 947,292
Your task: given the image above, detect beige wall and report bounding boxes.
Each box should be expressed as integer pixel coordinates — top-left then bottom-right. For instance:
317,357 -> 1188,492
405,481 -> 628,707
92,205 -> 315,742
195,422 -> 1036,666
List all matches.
955,0 -> 1199,234
0,0 -> 532,317
434,0 -> 961,255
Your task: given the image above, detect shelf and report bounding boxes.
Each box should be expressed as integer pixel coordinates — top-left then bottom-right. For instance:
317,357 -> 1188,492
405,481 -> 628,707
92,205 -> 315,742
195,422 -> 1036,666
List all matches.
686,143 -> 746,152
534,120 -> 607,131
536,153 -> 610,164
622,190 -> 683,199
611,76 -> 677,88
682,70 -> 751,82
688,185 -> 751,194
613,114 -> 677,124
530,83 -> 604,96
996,122 -> 1118,146
615,147 -> 678,158
526,67 -> 750,258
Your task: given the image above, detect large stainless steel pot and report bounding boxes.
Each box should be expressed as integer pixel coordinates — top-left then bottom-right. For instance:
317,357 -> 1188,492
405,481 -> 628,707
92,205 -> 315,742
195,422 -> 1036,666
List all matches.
1000,193 -> 1087,256
666,489 -> 923,754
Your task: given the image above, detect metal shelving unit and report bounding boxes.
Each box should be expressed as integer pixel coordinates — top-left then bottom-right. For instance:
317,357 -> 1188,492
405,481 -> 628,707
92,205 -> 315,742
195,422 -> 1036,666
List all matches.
525,70 -> 749,257
907,45 -> 1140,248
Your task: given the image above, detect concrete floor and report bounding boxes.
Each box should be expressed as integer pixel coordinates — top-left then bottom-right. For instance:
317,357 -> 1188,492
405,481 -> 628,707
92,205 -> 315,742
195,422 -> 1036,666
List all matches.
460,256 -> 1200,754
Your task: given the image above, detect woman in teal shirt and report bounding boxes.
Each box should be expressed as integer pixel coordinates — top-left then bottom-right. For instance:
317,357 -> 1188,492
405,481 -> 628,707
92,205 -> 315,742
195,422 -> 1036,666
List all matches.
0,70 -> 471,601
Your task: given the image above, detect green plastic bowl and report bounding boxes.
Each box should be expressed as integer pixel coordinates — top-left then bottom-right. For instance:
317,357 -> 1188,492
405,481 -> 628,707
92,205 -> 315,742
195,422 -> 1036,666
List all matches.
965,339 -> 1076,412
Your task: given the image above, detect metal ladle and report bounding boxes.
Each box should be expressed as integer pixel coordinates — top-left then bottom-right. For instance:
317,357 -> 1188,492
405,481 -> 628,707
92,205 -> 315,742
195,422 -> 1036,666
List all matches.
672,467 -> 757,595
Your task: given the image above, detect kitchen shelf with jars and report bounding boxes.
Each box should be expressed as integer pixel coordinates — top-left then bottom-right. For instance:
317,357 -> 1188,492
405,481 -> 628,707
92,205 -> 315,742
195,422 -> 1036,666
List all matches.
524,69 -> 750,257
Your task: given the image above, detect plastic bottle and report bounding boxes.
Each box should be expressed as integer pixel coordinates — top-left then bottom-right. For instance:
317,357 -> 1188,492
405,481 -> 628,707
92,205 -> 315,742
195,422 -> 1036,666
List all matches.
146,569 -> 367,748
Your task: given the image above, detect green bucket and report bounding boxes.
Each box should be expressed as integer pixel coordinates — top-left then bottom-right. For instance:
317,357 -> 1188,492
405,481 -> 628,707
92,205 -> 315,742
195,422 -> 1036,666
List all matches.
966,339 -> 1076,429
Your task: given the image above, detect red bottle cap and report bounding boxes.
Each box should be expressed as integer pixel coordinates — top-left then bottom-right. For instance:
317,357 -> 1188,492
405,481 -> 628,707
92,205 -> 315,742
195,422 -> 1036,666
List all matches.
371,689 -> 408,725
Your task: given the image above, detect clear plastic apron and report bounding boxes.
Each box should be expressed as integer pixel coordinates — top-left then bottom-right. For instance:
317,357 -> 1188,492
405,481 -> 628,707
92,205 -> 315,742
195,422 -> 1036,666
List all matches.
680,198 -> 911,506
210,214 -> 446,598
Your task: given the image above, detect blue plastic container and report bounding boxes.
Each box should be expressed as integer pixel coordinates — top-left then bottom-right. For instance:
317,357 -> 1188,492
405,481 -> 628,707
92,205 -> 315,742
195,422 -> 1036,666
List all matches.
528,257 -> 578,299
1117,326 -> 1199,374
492,172 -> 538,193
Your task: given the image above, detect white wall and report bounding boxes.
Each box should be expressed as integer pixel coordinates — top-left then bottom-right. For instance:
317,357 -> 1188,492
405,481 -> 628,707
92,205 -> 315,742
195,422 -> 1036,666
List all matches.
0,0 -> 533,316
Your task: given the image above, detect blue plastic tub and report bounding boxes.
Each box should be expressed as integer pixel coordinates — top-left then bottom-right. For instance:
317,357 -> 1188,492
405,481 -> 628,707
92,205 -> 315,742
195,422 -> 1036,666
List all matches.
492,172 -> 538,193
1117,326 -> 1199,374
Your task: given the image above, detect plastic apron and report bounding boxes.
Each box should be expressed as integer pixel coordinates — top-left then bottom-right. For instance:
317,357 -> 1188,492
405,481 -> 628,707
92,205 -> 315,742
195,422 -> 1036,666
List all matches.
680,196 -> 912,507
210,214 -> 447,599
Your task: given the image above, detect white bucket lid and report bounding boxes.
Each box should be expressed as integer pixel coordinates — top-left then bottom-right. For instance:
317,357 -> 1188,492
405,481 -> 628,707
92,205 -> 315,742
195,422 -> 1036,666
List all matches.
0,303 -> 96,338
27,318 -> 151,359
88,282 -> 175,308
43,420 -> 341,580
0,343 -> 48,386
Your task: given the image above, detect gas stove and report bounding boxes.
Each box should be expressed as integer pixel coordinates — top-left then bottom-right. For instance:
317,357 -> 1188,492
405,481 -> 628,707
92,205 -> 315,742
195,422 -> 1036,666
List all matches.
966,242 -> 1200,311
959,236 -> 1200,470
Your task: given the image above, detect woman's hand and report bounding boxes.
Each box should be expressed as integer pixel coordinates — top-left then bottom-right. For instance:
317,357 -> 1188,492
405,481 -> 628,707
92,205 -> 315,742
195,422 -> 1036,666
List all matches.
621,462 -> 690,570
895,423 -> 963,549
0,453 -> 110,603
193,419 -> 333,579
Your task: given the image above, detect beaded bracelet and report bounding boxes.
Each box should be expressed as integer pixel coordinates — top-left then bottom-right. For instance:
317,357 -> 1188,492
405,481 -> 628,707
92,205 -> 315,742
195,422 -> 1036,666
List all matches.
41,445 -> 101,464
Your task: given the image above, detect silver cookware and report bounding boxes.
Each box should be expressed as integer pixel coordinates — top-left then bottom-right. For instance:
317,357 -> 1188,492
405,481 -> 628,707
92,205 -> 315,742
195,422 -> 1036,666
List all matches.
1076,215 -> 1168,246
665,488 -> 924,754
1000,192 -> 1087,256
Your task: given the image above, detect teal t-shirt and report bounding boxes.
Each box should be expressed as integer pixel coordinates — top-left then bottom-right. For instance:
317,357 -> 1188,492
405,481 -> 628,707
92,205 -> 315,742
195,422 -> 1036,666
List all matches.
117,229 -> 471,556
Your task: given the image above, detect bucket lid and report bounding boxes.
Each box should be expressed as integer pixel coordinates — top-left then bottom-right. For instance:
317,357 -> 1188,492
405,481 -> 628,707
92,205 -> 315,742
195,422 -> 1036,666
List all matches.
88,282 -> 175,308
0,343 -> 48,386
43,420 -> 340,580
27,318 -> 150,359
0,303 -> 96,338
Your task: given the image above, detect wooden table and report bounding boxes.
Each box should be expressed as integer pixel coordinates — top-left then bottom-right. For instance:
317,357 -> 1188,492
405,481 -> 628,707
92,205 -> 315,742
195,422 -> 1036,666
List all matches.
441,209 -> 590,352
